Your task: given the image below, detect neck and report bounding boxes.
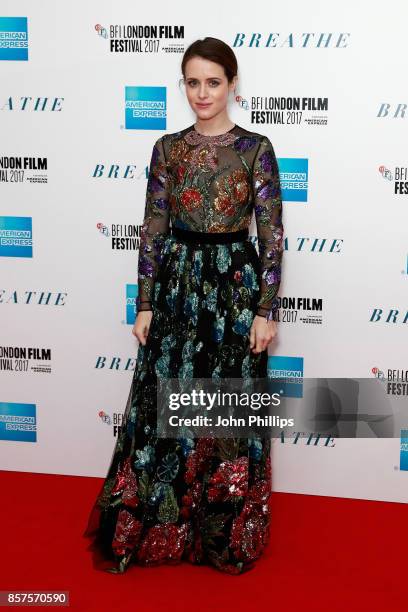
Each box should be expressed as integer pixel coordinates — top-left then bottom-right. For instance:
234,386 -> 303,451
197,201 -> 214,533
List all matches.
194,115 -> 235,136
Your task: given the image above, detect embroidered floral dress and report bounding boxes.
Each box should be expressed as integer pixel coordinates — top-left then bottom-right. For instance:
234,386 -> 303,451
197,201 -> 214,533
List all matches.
84,123 -> 284,575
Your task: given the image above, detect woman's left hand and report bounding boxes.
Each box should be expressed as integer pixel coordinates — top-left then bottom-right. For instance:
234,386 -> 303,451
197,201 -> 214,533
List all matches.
249,315 -> 278,354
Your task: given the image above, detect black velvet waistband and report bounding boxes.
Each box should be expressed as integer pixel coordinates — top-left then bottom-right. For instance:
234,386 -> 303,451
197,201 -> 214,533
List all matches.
170,226 -> 249,244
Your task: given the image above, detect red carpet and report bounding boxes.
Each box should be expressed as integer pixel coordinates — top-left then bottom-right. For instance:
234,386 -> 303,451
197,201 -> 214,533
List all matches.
0,469 -> 405,611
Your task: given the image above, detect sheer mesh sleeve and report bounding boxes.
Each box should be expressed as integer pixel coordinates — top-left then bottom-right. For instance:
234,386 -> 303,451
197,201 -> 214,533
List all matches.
252,136 -> 284,322
136,137 -> 170,314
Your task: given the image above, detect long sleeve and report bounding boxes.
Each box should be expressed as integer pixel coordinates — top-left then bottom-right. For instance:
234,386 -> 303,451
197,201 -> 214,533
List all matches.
252,136 -> 284,322
136,137 -> 171,314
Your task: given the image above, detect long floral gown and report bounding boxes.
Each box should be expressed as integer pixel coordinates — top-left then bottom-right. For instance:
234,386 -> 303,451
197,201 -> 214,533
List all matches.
84,123 -> 284,575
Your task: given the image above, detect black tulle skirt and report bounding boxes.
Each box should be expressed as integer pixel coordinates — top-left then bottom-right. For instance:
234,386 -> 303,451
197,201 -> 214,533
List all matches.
83,229 -> 272,575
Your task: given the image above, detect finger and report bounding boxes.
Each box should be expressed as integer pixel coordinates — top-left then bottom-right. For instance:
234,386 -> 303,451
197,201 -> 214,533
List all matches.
135,328 -> 145,345
249,324 -> 256,349
255,333 -> 264,354
142,324 -> 150,345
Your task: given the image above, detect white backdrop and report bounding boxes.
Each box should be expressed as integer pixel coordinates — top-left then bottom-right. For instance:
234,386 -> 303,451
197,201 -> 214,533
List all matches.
1,0 -> 407,504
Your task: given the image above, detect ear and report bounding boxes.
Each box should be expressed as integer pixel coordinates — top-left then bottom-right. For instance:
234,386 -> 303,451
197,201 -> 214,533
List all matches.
230,75 -> 238,93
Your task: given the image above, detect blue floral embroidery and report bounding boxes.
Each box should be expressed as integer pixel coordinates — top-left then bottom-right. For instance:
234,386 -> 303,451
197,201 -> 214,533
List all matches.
216,245 -> 231,274
233,308 -> 254,336
212,316 -> 225,343
184,292 -> 199,326
242,264 -> 259,291
134,445 -> 156,472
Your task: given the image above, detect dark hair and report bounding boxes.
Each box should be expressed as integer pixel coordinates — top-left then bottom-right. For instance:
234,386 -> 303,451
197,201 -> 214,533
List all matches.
181,37 -> 238,83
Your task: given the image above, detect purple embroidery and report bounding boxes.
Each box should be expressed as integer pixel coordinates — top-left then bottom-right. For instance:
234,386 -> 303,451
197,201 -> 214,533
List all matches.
153,235 -> 165,250
266,248 -> 278,259
257,180 -> 274,201
264,269 -> 281,286
148,176 -> 164,193
139,256 -> 154,278
153,198 -> 169,210
259,150 -> 274,173
234,136 -> 257,153
151,144 -> 160,166
233,289 -> 240,302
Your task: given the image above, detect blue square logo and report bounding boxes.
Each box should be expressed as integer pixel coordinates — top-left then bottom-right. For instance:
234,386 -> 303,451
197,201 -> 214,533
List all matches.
0,216 -> 32,257
125,86 -> 166,130
126,283 -> 137,324
279,158 -> 308,202
0,17 -> 28,61
267,355 -> 304,398
400,429 -> 408,471
0,402 -> 36,441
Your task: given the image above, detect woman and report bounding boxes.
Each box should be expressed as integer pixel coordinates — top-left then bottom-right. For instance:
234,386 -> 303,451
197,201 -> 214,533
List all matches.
84,36 -> 284,575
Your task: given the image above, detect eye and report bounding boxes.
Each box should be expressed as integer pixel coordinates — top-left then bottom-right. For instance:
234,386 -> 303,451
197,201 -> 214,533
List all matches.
209,80 -> 220,87
186,79 -> 197,87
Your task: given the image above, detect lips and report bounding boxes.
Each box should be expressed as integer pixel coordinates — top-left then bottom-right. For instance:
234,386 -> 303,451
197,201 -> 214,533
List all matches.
196,103 -> 212,108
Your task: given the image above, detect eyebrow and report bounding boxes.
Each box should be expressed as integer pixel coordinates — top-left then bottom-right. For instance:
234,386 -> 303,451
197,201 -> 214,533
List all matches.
186,77 -> 222,80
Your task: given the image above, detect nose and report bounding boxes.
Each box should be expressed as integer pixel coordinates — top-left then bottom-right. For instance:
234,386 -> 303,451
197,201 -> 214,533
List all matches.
198,83 -> 208,99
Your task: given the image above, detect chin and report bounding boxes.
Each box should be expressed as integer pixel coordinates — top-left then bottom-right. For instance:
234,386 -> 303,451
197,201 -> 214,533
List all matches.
195,108 -> 219,120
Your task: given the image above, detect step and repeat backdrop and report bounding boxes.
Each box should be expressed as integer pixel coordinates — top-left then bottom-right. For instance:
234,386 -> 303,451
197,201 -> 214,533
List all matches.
1,1 -> 407,503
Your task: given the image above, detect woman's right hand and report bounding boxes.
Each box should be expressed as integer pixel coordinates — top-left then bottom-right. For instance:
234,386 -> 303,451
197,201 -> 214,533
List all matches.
132,310 -> 153,345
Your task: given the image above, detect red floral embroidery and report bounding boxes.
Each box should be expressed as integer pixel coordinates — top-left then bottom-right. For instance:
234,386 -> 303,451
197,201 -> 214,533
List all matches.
207,456 -> 249,502
136,523 -> 188,564
214,168 -> 249,219
111,457 -> 139,509
112,509 -> 143,556
176,165 -> 186,183
180,187 -> 203,212
229,505 -> 268,562
180,481 -> 203,519
169,193 -> 179,214
247,479 -> 271,505
229,472 -> 271,562
214,193 -> 236,217
228,168 -> 250,203
184,438 -> 215,484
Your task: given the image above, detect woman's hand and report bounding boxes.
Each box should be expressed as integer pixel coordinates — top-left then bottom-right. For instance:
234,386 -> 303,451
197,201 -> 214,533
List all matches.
249,315 -> 278,354
132,311 -> 153,345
